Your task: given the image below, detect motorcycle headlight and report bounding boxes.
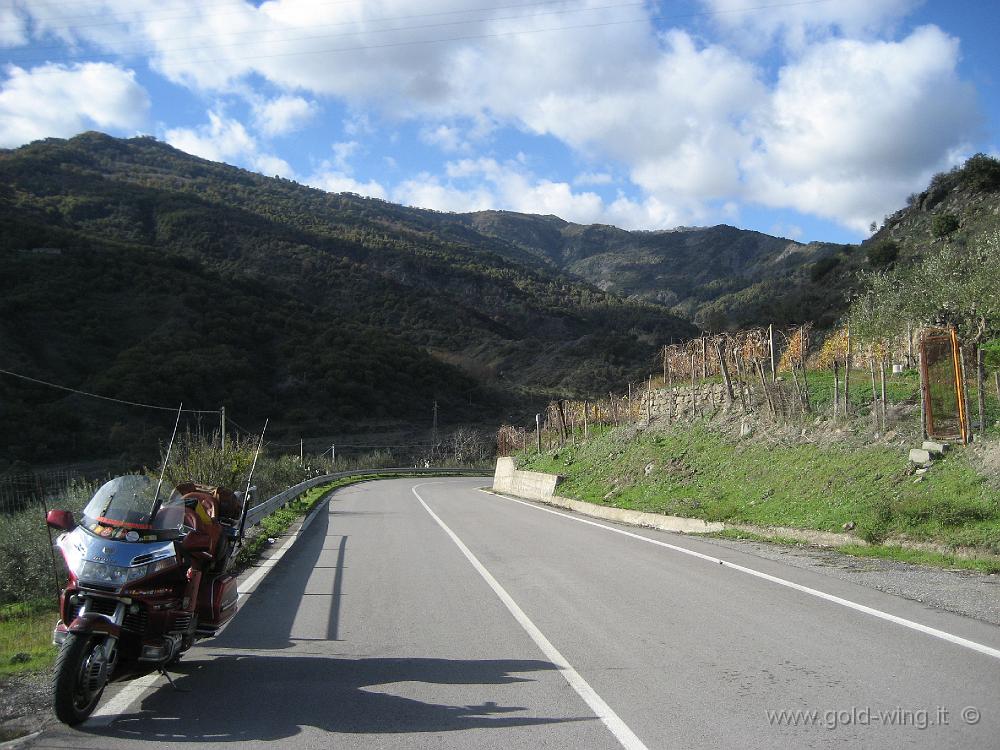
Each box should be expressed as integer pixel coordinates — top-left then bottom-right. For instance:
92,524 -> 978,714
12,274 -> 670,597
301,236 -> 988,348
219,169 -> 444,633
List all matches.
78,560 -> 131,585
129,558 -> 176,581
76,556 -> 177,587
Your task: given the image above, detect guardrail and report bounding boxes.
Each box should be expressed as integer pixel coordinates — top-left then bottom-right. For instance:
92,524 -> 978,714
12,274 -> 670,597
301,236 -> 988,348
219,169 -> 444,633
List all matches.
243,467 -> 489,529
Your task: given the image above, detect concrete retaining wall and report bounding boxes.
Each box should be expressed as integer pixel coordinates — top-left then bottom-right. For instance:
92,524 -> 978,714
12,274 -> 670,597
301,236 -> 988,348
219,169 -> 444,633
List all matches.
546,495 -> 724,534
493,457 -> 563,501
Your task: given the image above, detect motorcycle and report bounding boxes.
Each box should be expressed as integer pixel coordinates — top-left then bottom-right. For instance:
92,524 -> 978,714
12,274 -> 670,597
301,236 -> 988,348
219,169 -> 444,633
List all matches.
46,474 -> 253,724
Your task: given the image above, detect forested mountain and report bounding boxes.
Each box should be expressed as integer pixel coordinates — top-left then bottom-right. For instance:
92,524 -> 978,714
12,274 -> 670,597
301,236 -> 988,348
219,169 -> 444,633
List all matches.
5,132 -> 993,468
449,213 -> 849,330
0,132 -> 695,465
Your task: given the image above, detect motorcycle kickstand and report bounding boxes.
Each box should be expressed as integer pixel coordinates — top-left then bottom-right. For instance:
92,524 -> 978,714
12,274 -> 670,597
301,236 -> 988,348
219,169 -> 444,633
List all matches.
159,668 -> 189,692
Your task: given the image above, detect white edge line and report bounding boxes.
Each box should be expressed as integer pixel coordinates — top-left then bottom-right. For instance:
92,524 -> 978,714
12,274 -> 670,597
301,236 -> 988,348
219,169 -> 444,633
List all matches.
412,484 -> 649,750
88,491 -> 339,726
482,490 -> 1000,662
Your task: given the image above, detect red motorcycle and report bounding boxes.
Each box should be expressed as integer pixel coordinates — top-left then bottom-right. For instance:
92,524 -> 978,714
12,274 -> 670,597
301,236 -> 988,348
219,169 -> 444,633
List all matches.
46,475 -> 249,724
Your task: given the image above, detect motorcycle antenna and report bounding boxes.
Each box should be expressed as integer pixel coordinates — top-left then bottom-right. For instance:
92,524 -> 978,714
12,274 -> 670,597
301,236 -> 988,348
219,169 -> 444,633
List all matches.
153,403 -> 184,507
238,418 -> 268,543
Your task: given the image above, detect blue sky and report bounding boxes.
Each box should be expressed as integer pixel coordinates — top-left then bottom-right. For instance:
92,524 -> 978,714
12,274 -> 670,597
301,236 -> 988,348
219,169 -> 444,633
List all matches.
1,0 -> 997,244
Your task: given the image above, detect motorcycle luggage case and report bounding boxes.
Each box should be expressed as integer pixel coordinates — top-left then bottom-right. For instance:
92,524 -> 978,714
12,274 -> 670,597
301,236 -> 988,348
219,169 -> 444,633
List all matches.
196,574 -> 239,630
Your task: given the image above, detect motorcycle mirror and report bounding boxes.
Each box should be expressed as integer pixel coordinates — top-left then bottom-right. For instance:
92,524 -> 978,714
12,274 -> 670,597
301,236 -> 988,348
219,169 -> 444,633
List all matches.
46,509 -> 76,531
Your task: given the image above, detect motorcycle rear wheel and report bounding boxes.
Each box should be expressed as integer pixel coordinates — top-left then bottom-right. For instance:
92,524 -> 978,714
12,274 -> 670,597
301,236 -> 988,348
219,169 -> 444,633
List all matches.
53,633 -> 108,725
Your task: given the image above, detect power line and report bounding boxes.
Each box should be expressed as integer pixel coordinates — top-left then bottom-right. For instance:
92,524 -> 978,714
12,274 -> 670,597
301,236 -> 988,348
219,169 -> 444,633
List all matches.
0,366 -> 220,414
5,0 -> 834,68
4,0 -> 371,28
5,0 -> 647,65
2,0 -> 596,40
225,416 -> 260,436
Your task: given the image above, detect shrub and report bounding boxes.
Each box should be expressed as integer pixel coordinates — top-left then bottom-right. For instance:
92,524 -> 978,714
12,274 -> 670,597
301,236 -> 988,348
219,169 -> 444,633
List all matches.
810,255 -> 841,282
931,212 -> 959,238
866,240 -> 899,269
959,153 -> 1000,192
0,481 -> 94,606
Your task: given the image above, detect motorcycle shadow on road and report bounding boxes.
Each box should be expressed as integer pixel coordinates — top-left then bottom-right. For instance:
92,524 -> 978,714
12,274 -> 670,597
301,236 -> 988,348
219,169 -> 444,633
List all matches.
217,502 -> 346,649
83,654 -> 590,742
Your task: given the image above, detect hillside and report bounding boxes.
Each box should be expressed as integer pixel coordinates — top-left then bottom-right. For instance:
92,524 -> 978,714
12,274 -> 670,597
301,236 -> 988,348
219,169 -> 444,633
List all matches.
4,133 -> 996,468
874,153 -> 1000,260
449,212 -> 849,330
0,132 -> 696,466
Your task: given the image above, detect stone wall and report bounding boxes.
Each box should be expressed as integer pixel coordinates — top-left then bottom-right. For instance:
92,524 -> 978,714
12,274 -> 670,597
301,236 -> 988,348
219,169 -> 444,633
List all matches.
648,382 -> 733,419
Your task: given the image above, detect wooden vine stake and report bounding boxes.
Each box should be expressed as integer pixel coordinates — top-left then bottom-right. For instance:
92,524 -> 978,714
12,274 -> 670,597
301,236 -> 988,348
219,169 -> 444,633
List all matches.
716,339 -> 734,406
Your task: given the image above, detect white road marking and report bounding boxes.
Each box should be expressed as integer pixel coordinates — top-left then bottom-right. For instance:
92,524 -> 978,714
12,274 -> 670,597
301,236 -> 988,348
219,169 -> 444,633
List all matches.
413,484 -> 650,750
484,490 -> 1000,662
88,672 -> 161,726
88,492 -> 337,726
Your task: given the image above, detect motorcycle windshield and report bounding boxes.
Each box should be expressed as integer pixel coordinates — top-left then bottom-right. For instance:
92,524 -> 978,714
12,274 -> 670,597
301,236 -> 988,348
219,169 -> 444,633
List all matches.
82,476 -> 183,539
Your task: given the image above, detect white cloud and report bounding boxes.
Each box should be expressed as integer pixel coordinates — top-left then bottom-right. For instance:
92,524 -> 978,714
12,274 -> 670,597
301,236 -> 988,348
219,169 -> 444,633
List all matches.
165,109 -> 294,177
252,94 -> 318,136
165,110 -> 254,162
13,1 -> 983,234
0,62 -> 149,147
392,173 -> 494,214
419,124 -> 469,154
254,152 -> 295,177
701,0 -> 921,51
305,169 -> 387,199
512,30 -> 764,203
744,26 -> 979,232
304,140 -> 386,197
330,140 -> 359,171
574,172 -> 614,186
391,158 -> 697,229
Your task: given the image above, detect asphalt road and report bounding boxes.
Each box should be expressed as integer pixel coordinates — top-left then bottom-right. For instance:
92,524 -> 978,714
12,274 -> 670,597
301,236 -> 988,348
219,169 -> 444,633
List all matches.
27,478 -> 1000,749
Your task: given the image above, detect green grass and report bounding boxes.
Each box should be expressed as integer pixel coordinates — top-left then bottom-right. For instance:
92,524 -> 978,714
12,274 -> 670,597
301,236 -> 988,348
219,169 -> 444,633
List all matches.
0,600 -> 58,676
519,422 -> 1000,553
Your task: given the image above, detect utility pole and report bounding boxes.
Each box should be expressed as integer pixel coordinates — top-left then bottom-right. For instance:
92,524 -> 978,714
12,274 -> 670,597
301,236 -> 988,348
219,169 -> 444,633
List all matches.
300,438 -> 304,464
331,444 -> 336,469
432,401 -> 439,449
220,406 -> 226,452
535,413 -> 542,453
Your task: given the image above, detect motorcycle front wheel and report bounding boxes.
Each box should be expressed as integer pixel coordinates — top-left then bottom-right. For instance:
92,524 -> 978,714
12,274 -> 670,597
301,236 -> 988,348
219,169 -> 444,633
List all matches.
52,633 -> 109,725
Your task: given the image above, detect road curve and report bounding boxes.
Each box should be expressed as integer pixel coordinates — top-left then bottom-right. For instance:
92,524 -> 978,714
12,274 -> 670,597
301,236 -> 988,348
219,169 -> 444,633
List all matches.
26,477 -> 1000,749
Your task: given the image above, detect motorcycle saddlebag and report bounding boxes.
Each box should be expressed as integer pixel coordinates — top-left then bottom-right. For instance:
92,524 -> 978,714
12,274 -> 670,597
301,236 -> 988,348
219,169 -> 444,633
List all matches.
196,574 -> 239,631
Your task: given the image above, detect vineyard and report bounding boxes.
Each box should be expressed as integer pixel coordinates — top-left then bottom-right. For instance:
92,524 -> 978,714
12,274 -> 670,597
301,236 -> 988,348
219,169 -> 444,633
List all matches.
501,228 -> 1000,455
500,325 -> 997,456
